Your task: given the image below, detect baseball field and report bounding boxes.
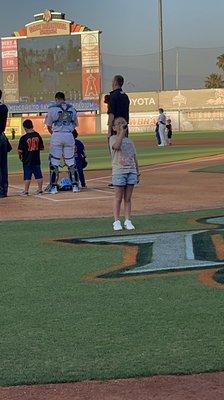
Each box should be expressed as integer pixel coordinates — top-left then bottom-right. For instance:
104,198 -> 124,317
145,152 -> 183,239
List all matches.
1,130 -> 224,400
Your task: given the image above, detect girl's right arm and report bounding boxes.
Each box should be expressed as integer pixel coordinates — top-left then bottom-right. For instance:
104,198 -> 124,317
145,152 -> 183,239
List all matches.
112,126 -> 126,150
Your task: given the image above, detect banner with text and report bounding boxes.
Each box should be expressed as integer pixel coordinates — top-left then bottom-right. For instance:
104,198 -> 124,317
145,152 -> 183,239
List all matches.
1,39 -> 19,102
81,32 -> 101,100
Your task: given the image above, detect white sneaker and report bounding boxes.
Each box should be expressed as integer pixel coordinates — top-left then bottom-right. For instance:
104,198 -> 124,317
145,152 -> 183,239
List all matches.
50,186 -> 58,194
124,219 -> 135,230
72,184 -> 80,193
113,220 -> 122,231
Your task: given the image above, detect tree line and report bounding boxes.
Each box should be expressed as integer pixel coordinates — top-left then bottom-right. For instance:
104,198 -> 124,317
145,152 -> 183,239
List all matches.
205,55 -> 224,88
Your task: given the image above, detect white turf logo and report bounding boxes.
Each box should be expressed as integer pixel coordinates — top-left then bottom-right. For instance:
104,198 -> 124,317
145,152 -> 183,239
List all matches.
80,234 -> 223,277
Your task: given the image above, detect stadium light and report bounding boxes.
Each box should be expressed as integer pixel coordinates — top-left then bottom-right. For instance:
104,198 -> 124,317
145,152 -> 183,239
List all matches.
158,0 -> 165,90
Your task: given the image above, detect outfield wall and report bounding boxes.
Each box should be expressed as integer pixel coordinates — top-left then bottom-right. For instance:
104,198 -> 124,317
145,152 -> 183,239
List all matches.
5,113 -> 98,138
101,88 -> 224,132
101,109 -> 224,133
5,88 -> 224,136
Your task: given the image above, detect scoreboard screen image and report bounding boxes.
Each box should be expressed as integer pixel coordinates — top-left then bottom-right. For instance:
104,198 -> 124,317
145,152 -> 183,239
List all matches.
18,35 -> 82,102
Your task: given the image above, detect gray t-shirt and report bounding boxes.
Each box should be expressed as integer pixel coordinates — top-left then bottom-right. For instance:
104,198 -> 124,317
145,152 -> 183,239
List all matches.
109,135 -> 137,175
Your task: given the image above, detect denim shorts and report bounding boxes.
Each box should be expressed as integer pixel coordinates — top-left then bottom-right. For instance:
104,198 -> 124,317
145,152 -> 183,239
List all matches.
112,172 -> 138,186
23,165 -> 43,181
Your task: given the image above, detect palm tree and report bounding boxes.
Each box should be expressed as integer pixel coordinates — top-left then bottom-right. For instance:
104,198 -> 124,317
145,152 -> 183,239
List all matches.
204,73 -> 224,88
217,54 -> 224,71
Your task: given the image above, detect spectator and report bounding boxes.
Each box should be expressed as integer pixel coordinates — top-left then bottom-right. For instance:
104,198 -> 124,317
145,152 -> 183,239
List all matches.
0,89 -> 9,198
18,119 -> 44,196
73,129 -> 87,189
107,75 -> 130,188
157,108 -> 167,146
109,117 -> 140,231
107,75 -> 130,138
11,128 -> 16,140
166,118 -> 173,145
155,122 -> 161,145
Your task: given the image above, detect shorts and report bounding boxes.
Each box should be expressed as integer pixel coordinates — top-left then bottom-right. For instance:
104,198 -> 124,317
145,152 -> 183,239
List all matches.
167,132 -> 172,139
112,172 -> 138,186
23,165 -> 43,181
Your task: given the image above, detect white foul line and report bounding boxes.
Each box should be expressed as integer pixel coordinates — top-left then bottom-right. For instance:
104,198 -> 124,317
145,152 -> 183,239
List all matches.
38,195 -> 112,202
91,188 -> 114,195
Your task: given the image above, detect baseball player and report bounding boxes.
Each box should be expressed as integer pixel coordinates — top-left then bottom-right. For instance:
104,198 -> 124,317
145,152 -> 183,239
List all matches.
45,91 -> 79,194
157,108 -> 167,147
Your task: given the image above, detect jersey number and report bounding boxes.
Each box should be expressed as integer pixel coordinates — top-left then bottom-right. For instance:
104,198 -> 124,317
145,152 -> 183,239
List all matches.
27,137 -> 39,151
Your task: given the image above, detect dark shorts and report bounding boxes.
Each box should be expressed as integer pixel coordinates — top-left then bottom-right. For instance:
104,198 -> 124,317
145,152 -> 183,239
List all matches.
167,132 -> 172,139
23,165 -> 43,181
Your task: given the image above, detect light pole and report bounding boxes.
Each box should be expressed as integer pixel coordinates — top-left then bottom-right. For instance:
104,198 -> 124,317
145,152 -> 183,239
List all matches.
176,47 -> 179,89
158,0 -> 164,91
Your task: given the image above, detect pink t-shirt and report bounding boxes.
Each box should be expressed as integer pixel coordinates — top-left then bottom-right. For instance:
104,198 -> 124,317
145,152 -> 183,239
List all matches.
109,136 -> 137,175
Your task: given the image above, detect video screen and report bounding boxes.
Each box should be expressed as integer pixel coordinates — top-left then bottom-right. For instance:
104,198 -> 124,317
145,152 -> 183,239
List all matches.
18,35 -> 82,102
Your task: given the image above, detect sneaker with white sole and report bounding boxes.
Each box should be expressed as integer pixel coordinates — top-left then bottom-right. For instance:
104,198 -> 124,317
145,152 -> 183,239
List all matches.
50,186 -> 58,194
124,219 -> 135,230
113,220 -> 122,231
20,191 -> 29,196
72,184 -> 80,193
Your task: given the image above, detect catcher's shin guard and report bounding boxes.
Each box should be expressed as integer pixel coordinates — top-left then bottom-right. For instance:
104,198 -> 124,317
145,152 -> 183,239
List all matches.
49,155 -> 60,186
68,164 -> 79,186
50,164 -> 59,186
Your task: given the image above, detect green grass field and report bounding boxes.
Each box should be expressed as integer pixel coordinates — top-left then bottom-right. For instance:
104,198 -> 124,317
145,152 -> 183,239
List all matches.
193,165 -> 224,173
2,130 -> 224,387
1,209 -> 224,386
8,130 -> 224,174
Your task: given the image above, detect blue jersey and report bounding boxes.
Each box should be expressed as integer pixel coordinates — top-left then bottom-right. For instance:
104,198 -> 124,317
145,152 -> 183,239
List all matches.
74,139 -> 85,160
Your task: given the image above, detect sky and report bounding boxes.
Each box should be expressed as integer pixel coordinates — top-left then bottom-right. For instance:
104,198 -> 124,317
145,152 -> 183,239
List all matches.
0,0 -> 224,55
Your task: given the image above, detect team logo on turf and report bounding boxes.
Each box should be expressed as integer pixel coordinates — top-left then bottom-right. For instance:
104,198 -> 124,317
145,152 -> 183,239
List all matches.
56,216 -> 224,287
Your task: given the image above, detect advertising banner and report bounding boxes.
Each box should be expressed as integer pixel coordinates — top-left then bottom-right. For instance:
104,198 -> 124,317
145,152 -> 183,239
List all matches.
81,32 -> 101,100
7,100 -> 99,114
159,89 -> 224,110
1,39 -> 18,71
2,71 -> 19,102
129,92 -> 159,112
81,32 -> 100,67
101,111 -> 181,133
1,39 -> 19,101
181,110 -> 224,131
82,67 -> 101,99
101,92 -> 159,113
101,113 -> 160,133
26,21 -> 70,37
